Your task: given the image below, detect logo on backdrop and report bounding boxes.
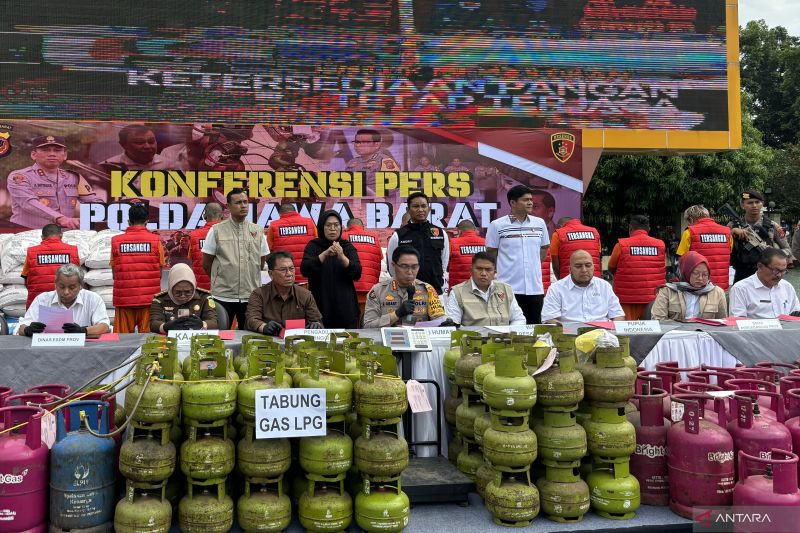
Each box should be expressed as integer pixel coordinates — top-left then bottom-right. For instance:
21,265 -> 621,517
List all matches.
0,124 -> 13,158
551,132 -> 576,163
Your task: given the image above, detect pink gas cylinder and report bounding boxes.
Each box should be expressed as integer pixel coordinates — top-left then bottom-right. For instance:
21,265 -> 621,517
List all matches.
655,362 -> 702,381
702,362 -> 743,373
780,377 -> 800,419
667,395 -> 734,518
25,384 -> 70,398
791,368 -> 800,377
733,449 -> 800,509
671,383 -> 726,425
726,378 -> 778,419
755,361 -> 797,377
735,367 -> 781,386
0,387 -> 12,407
635,370 -> 678,416
627,382 -> 670,505
727,391 -> 792,476
3,393 -> 56,408
0,406 -> 49,533
687,369 -> 736,388
783,389 -> 800,479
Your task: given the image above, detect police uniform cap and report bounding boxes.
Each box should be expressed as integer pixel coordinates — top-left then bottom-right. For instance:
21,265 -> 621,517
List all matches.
742,189 -> 765,202
32,135 -> 67,149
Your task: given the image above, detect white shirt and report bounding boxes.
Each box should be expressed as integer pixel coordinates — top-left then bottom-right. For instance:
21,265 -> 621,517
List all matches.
445,279 -> 527,326
18,290 -> 111,331
541,275 -> 624,323
684,292 -> 701,319
729,273 -> 800,318
486,214 -> 550,295
201,222 -> 270,303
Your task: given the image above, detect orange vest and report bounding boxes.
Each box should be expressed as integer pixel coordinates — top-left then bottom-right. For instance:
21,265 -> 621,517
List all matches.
267,212 -> 316,283
555,220 -> 602,278
448,230 -> 486,288
613,230 -> 666,304
111,226 -> 162,307
542,253 -> 553,294
189,220 -> 219,291
688,218 -> 731,290
343,226 -> 383,293
25,237 -> 80,307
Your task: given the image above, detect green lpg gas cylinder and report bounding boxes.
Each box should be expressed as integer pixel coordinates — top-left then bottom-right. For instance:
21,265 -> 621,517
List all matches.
444,330 -> 481,382
473,351 -> 496,396
299,425 -> 353,477
354,353 -> 407,420
178,479 -> 234,533
456,440 -> 484,480
455,390 -> 484,440
180,421 -> 235,480
114,481 -> 172,533
482,414 -> 538,469
182,347 -> 237,422
237,424 -> 291,479
583,404 -> 636,458
536,463 -> 590,523
354,426 -> 409,478
298,479 -> 353,533
484,470 -> 540,527
579,346 -> 635,404
237,479 -> 291,533
119,424 -> 176,483
126,348 -> 182,424
475,461 -> 495,499
482,348 -> 537,412
444,386 -> 462,427
235,334 -> 278,376
587,459 -> 640,520
533,409 -> 587,463
473,409 -> 492,447
355,484 -> 410,533
453,335 -> 485,390
237,348 -> 290,422
535,349 -> 584,407
298,352 -> 353,417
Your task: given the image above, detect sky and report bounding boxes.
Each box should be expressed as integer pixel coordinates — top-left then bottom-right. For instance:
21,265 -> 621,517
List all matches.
739,0 -> 800,36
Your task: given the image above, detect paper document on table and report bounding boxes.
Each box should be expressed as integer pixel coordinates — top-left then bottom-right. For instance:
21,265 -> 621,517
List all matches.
39,306 -> 74,333
415,317 -> 444,327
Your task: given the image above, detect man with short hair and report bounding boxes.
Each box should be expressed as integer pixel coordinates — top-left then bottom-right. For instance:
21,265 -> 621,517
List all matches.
343,218 -> 383,312
387,192 -> 450,294
729,247 -> 800,318
7,135 -> 99,230
101,125 -> 171,171
486,185 -> 550,324
202,188 -> 269,329
346,129 -> 399,194
531,189 -> 557,237
18,264 -> 110,336
550,217 -> 602,280
110,202 -> 166,333
245,251 -> 323,336
542,250 -> 625,324
188,202 -> 223,291
608,215 -> 666,320
266,204 -> 317,284
22,224 -> 80,308
445,252 -> 526,326
363,246 -> 452,328
448,220 -> 486,288
676,205 -> 732,289
728,190 -> 794,284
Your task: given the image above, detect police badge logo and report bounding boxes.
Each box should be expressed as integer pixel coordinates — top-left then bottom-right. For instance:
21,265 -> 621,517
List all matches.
0,125 -> 13,159
430,227 -> 440,237
550,132 -> 576,163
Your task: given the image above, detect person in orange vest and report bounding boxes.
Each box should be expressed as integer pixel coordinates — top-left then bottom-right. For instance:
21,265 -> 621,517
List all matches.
110,202 -> 166,333
608,215 -> 666,320
21,224 -> 81,308
550,217 -> 602,280
676,205 -> 733,290
448,220 -> 486,288
342,217 -> 383,314
266,204 -> 317,284
188,202 -> 223,291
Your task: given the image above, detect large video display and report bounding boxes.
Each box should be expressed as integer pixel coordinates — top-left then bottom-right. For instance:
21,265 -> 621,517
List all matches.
0,1 -> 729,130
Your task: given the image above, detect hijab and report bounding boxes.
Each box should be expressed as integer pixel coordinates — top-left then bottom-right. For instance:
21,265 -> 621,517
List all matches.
666,251 -> 716,295
314,210 -> 344,246
167,263 -> 197,302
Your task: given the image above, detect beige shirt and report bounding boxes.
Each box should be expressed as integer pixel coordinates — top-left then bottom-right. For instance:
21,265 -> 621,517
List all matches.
651,285 -> 728,321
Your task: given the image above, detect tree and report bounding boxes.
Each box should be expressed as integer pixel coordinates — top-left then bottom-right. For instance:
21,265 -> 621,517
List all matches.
767,144 -> 800,221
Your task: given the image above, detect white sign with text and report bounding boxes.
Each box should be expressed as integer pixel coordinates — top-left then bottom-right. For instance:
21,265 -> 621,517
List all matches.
424,327 -> 456,342
736,319 -> 782,331
168,329 -> 219,346
614,321 -> 661,335
31,333 -> 85,347
255,388 -> 327,439
284,328 -> 346,342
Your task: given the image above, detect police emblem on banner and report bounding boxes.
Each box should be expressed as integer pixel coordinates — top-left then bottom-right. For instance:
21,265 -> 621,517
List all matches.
0,125 -> 13,158
550,132 -> 575,163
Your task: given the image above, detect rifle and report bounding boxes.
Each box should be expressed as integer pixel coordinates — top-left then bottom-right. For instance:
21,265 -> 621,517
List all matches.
719,203 -> 767,252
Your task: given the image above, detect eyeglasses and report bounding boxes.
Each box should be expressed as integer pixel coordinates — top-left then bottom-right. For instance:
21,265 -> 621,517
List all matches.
395,263 -> 420,271
354,140 -> 377,144
271,267 -> 296,274
690,271 -> 710,279
324,223 -> 341,229
766,267 -> 788,276
172,289 -> 194,298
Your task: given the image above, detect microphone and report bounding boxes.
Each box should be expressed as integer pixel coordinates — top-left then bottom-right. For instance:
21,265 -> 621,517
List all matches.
406,285 -> 415,301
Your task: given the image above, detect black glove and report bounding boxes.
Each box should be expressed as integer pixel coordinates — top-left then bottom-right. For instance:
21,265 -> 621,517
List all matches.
176,316 -> 204,330
24,322 -> 46,337
162,319 -> 180,332
439,318 -> 459,328
262,320 -> 282,336
63,323 -> 87,334
307,321 -> 324,330
395,300 -> 415,319
791,311 -> 800,317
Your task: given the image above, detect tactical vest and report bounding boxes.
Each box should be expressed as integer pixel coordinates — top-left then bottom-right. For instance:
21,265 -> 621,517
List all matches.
111,227 -> 162,307
210,219 -> 264,301
396,221 -> 446,294
448,230 -> 486,288
268,212 -> 316,283
342,226 -> 383,293
25,237 -> 80,307
612,230 -> 666,304
688,218 -> 732,290
189,220 -> 218,291
555,220 -> 602,279
451,281 -> 515,327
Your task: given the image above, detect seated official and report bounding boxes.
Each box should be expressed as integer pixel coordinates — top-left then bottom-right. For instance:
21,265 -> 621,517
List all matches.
246,251 -> 324,336
445,251 -> 526,326
542,250 -> 625,324
730,247 -> 800,319
18,264 -> 110,336
651,251 -> 727,321
150,263 -> 219,333
363,245 -> 454,328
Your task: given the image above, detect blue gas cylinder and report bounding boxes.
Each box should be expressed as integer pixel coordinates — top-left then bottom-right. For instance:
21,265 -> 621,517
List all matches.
49,400 -> 116,532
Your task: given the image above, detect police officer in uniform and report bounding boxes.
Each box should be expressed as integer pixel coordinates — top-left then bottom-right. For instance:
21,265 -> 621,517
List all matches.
150,263 -> 218,333
346,129 -> 399,195
363,245 -> 455,328
7,135 -> 99,229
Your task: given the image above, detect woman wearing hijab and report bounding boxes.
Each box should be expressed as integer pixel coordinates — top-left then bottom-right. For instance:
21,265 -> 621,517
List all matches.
651,251 -> 727,320
300,210 -> 362,328
150,263 -> 219,333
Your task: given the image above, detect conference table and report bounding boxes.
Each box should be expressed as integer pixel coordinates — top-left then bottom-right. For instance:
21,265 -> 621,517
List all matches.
4,321 -> 800,457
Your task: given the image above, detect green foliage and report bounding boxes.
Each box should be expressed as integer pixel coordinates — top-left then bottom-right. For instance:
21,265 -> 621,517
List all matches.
767,144 -> 800,220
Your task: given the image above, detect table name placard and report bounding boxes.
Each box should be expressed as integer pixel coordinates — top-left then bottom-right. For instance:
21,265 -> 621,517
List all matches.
284,328 -> 346,342
424,327 -> 456,342
255,388 -> 327,439
614,320 -> 661,334
736,319 -> 782,331
168,329 -> 220,346
486,325 -> 535,335
31,333 -> 85,347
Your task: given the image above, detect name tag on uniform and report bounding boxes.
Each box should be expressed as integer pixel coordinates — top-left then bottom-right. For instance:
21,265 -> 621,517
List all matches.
32,333 -> 85,347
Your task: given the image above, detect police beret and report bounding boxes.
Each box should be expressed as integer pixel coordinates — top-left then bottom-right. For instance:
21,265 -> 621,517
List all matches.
742,190 -> 765,202
31,135 -> 67,148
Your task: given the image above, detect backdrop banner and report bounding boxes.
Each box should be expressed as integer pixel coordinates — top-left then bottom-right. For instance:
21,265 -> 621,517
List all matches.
0,122 -> 582,265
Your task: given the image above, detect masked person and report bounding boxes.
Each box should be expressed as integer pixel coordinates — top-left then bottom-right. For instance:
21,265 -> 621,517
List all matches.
150,263 -> 218,333
651,251 -> 727,321
300,211 -> 362,329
